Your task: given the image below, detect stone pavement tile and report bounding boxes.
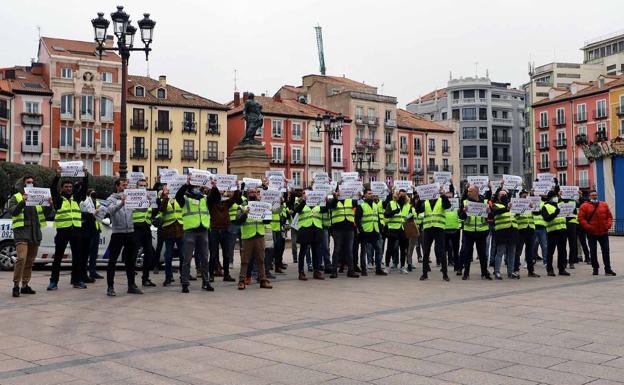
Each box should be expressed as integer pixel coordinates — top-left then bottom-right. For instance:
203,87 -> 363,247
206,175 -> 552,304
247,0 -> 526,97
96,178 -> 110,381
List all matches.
450,325 -> 523,338
415,339 -> 495,355
208,338 -> 283,355
65,339 -> 136,356
2,342 -> 74,362
0,357 -> 37,371
578,343 -> 624,357
320,378 -> 370,385
585,380 -> 624,385
33,353 -> 90,366
603,357 -> 624,369
98,372 -> 190,385
312,345 -> 391,363
0,371 -> 77,385
177,366 -> 274,385
117,353 -> 211,378
250,348 -> 335,367
0,336 -> 38,350
249,333 -> 337,351
465,336 -> 545,352
368,355 -> 457,376
310,359 -> 398,382
494,364 -> 595,385
528,345 -> 617,364
316,323 -> 381,335
436,368 -> 538,385
30,332 -> 101,346
511,333 -> 593,349
477,348 -> 568,368
246,363 -> 337,384
365,341 -> 445,359
424,352 -> 514,372
549,361 -> 624,383
367,330 -> 434,344
60,361 -> 147,383
315,333 -> 385,347
283,328 -> 334,338
372,372 -> 460,385
124,336 -> 183,349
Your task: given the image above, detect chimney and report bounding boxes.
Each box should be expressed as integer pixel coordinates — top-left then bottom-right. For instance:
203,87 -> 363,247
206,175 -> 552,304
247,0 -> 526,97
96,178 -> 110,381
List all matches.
31,62 -> 43,76
233,91 -> 241,107
273,94 -> 281,102
159,75 -> 166,87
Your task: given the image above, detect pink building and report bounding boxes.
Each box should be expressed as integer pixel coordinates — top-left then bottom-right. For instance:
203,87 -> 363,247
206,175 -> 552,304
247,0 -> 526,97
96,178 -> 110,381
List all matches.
0,64 -> 53,166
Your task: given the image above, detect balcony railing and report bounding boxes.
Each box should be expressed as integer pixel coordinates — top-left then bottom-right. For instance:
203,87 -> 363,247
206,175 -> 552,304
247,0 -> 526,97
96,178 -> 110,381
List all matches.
538,161 -> 550,170
332,159 -> 344,167
182,120 -> 197,132
553,117 -> 566,126
428,146 -> 436,154
0,137 -> 7,149
576,157 -> 589,166
367,117 -> 379,127
441,165 -> 453,172
538,120 -> 549,129
492,136 -> 511,143
290,156 -> 305,165
384,141 -> 396,151
60,111 -> 74,120
442,146 -> 450,155
0,106 -> 9,119
400,144 -> 408,154
555,159 -> 569,169
593,110 -> 608,120
58,143 -> 75,153
206,122 -> 220,135
493,154 -> 511,162
493,118 -> 512,125
355,116 -> 365,125
130,148 -> 148,159
21,142 -> 43,154
579,179 -> 590,188
384,119 -> 397,128
21,112 -> 43,126
130,119 -> 148,130
554,138 -> 567,148
181,150 -> 198,161
575,134 -> 588,145
368,162 -> 382,171
310,133 -> 322,142
76,144 -> 95,154
617,106 -> 624,117
99,143 -> 116,154
308,156 -> 324,166
537,141 -> 549,150
203,151 -> 224,162
413,167 -> 425,175
270,157 -> 286,165
596,132 -> 608,141
155,149 -> 173,160
427,164 -> 439,172
414,147 -> 422,156
355,139 -> 380,150
399,165 -> 409,173
155,120 -> 173,132
385,163 -> 397,172
574,113 -> 587,123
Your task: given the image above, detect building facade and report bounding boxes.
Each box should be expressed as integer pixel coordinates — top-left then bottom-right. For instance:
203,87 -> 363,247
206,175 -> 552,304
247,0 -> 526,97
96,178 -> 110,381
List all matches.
37,37 -> 122,176
227,93 -> 349,188
407,76 -> 526,182
127,75 -> 229,182
582,31 -> 624,73
0,65 -> 53,165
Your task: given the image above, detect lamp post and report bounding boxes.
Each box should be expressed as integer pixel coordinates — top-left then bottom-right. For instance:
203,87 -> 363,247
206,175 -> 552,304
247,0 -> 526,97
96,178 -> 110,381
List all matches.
351,150 -> 372,178
315,112 -> 344,177
91,6 -> 155,178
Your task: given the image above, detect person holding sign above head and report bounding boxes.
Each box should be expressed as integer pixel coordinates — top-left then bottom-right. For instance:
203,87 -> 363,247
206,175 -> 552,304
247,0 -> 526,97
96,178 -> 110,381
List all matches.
458,184 -> 492,280
541,190 -> 570,277
156,184 -> 185,286
355,188 -> 386,276
514,190 -> 540,278
133,179 -> 157,287
384,189 -> 412,274
490,189 -> 519,280
9,175 -> 54,297
531,189 -> 549,268
290,189 -> 325,280
561,190 -> 580,270
48,166 -> 89,291
443,187 -> 461,276
327,186 -> 359,279
415,185 -> 452,281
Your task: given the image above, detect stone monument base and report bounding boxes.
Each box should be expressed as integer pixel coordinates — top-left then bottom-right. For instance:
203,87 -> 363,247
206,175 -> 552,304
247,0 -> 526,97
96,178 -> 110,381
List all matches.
228,143 -> 270,179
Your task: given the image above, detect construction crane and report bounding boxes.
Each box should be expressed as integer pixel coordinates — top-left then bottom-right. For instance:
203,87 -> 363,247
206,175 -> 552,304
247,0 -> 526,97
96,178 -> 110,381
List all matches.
315,25 -> 326,76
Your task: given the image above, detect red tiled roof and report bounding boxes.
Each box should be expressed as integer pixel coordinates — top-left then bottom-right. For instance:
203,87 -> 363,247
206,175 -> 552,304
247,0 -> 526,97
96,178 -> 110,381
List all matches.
228,95 -> 347,120
396,109 -> 453,133
0,66 -> 52,95
408,88 -> 447,105
41,37 -> 121,63
533,75 -> 624,107
127,75 -> 228,110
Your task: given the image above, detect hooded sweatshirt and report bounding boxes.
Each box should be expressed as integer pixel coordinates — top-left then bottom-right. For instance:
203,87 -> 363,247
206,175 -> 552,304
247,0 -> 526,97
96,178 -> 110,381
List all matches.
105,192 -> 134,234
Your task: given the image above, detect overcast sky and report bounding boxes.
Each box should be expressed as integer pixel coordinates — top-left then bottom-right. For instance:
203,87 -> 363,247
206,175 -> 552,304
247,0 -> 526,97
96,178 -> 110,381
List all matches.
1,0 -> 621,107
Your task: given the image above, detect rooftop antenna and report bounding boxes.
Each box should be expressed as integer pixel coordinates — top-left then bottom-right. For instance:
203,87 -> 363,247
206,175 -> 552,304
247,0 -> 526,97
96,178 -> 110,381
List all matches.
474,61 -> 479,77
314,24 -> 326,76
486,68 -> 489,78
36,25 -> 41,40
380,82 -> 384,94
449,71 -> 452,80
234,69 -> 238,92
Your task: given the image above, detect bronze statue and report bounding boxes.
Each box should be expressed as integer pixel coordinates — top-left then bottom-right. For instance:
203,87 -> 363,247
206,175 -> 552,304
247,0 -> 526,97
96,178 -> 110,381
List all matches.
240,93 -> 264,144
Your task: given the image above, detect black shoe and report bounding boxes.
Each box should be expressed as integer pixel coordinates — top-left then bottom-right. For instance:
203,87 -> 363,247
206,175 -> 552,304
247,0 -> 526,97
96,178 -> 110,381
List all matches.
354,266 -> 362,273
417,257 -> 423,263
510,273 -> 520,279
307,265 -> 313,272
605,270 -> 617,276
558,270 -> 570,276
420,274 -> 428,281
12,286 -> 20,297
482,274 -> 492,281
90,272 -> 104,279
203,283 -> 215,291
127,285 -> 144,294
375,270 -> 388,276
360,270 -> 368,277
163,279 -> 172,286
407,264 -> 413,272
84,277 -> 96,284
209,275 -> 215,283
456,270 -> 463,276
20,285 -> 36,294
107,287 -> 116,297
189,275 -> 198,281
223,275 -> 236,282
462,274 -> 469,281
528,272 -> 540,278
181,285 -> 189,293
547,270 -> 556,277
265,272 -> 276,280
324,267 -> 332,274
494,273 -> 502,280
442,274 -> 450,282
593,269 -> 599,275
72,282 -> 87,289
534,255 -> 543,261
347,271 -> 360,278
330,272 -> 338,279
142,279 -> 156,287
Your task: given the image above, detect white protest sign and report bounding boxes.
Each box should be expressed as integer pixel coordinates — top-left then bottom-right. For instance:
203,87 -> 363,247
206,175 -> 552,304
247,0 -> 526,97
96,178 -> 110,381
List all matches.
537,173 -> 555,183
313,182 -> 332,195
557,202 -> 576,218
560,185 -> 579,200
146,190 -> 158,208
306,190 -> 327,207
124,189 -> 149,209
166,175 -> 188,196
339,182 -> 362,199
393,180 -> 413,194
503,174 -> 523,191
467,201 -> 488,218
265,170 -> 285,179
467,176 -> 489,194
341,171 -> 359,182
510,198 -> 531,214
247,201 -> 272,221
371,181 -> 388,198
128,171 -> 145,187
528,196 -> 542,211
260,189 -> 282,210
215,174 -> 238,191
189,168 -> 212,187
59,161 -> 84,177
243,177 -> 262,190
533,181 -> 553,196
449,197 -> 460,211
268,175 -> 284,191
434,171 -> 452,192
416,183 -> 440,200
313,172 -> 329,184
24,187 -> 51,206
159,168 -> 178,184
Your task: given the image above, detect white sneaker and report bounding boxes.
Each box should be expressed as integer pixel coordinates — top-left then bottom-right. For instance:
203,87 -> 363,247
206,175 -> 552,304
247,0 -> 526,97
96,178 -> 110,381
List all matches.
400,267 -> 408,274
385,266 -> 391,274
367,263 -> 373,270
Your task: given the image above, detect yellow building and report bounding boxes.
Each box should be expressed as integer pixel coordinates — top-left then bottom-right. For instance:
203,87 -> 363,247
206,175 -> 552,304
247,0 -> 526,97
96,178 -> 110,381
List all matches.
609,84 -> 624,138
126,75 -> 229,182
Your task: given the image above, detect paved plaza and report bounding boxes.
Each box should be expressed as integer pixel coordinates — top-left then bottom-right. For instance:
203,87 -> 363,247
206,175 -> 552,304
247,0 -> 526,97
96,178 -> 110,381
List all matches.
0,239 -> 623,385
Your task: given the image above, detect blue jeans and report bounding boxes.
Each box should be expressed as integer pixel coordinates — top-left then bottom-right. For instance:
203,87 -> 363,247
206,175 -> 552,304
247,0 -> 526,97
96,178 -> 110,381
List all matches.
364,234 -> 383,271
495,242 -> 516,275
164,237 -> 184,281
321,229 -> 331,268
534,227 -> 548,266
88,232 -> 100,275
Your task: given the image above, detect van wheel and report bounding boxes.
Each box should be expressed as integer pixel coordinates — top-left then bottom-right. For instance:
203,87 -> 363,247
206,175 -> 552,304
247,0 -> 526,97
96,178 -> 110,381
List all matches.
0,241 -> 17,271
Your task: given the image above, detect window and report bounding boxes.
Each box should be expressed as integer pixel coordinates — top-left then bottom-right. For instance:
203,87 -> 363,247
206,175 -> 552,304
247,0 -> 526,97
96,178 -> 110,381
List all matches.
462,127 -> 477,139
462,108 -> 476,121
80,95 -> 94,118
463,90 -> 475,99
540,132 -> 548,148
132,165 -> 144,173
157,88 -> 166,99
539,111 -> 548,127
442,159 -> 449,169
309,147 -> 321,163
479,165 -> 488,174
133,137 -> 144,153
368,128 -> 375,140
156,138 -> 170,158
367,108 -> 376,119
100,159 -> 112,176
100,97 -> 113,121
442,139 -> 449,153
61,68 -> 72,79
332,146 -> 342,164
479,90 -> 486,99
541,152 -> 549,165
101,128 -> 113,150
272,146 -> 283,162
61,94 -> 73,117
0,125 -> 5,143
400,136 -> 408,147
452,91 -> 460,100
502,110 -> 509,119
25,128 -> 39,145
428,138 -> 435,152
463,145 -> 477,158
157,110 -> 169,131
80,127 -> 94,148
385,110 -> 392,121
207,113 -> 219,132
183,140 -> 194,154
183,111 -> 195,131
414,157 -> 422,170
291,147 -> 302,163
292,121 -> 302,139
182,167 -> 190,175
25,101 -> 39,114
558,172 -> 567,186
479,108 -> 487,120
577,104 -> 586,121
292,171 -> 302,187
579,170 -> 589,185
356,106 -> 364,118
207,168 -> 218,174
413,137 -> 421,151
597,99 -> 607,117
385,131 -> 393,145
441,112 -> 447,120
272,120 -> 283,138
206,140 -> 218,158
479,127 -> 487,139
464,165 -> 478,175
133,108 -> 145,128
135,86 -> 144,97
452,109 -> 460,120
84,159 -> 93,174
102,72 -> 113,83
558,149 -> 566,162
578,125 -> 587,136
60,126 -> 73,147
356,128 -> 364,141
556,108 -> 565,124
480,146 -> 488,158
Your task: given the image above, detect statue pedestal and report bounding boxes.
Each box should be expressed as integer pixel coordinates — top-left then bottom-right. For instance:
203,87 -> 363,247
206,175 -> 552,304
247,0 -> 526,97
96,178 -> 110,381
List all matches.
228,143 -> 270,178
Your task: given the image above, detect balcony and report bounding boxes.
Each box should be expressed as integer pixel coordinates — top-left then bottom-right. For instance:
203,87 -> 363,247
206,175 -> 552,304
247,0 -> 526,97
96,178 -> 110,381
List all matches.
130,148 -> 148,160
182,120 -> 197,133
203,151 -> 224,162
355,116 -> 365,125
538,120 -> 549,130
555,159 -> 569,169
384,119 -> 397,128
427,164 -> 439,173
617,107 -> 624,117
270,157 -> 286,165
575,134 -> 588,145
442,146 -> 450,155
399,165 -> 409,173
181,150 -> 198,161
76,144 -> 95,154
332,159 -> 344,168
400,144 -> 408,154
367,117 -> 379,127
428,146 -> 436,154
368,162 -> 382,172
595,132 -> 608,142
574,113 -> 587,123
492,136 -> 511,143
441,165 -> 453,172
58,143 -> 75,153
308,156 -> 324,166
493,118 -> 512,125
155,120 -> 173,132
21,142 -> 43,154
414,147 -> 422,156
310,133 -> 322,142
413,167 -> 425,175
99,143 -> 116,154
290,156 -> 305,166
0,138 -> 7,149
130,119 -> 148,131
553,138 -> 567,149
579,179 -> 590,188
537,141 -> 549,151
593,110 -> 607,120
206,122 -> 220,135
60,111 -> 74,121
0,106 -> 8,119
576,157 -> 589,166
493,154 -> 511,162
385,163 -> 397,172
80,113 -> 94,122
538,161 -> 550,170
355,139 -> 380,150
155,149 -> 173,160
552,117 -> 566,126
21,112 -> 43,126
384,141 -> 396,151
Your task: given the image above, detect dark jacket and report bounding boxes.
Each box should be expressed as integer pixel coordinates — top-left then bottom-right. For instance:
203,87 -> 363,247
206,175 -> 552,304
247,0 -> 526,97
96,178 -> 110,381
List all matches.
207,186 -> 242,230
9,183 -> 54,243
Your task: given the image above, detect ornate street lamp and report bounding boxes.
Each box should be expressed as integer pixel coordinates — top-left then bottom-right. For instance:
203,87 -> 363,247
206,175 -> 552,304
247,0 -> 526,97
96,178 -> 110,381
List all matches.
315,112 -> 344,175
91,6 -> 155,178
351,150 -> 372,172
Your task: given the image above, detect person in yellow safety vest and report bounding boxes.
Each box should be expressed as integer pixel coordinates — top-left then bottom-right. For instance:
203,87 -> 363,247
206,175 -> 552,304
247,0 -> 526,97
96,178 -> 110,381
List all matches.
158,184 -> 185,286
383,188 -> 412,274
541,190 -> 570,276
406,194 -> 424,267
373,196 -> 387,269
9,175 -> 54,297
174,175 -> 212,293
235,187 -> 273,290
290,189 -> 325,281
415,186 -> 452,281
513,190 -> 540,278
490,189 -> 519,280
444,189 -> 462,276
563,194 -> 580,270
458,184 -> 492,280
133,179 -> 157,287
327,188 -> 359,279
356,188 -> 387,276
532,193 -> 549,267
48,165 -> 89,291
271,196 -> 290,274
79,188 -> 104,283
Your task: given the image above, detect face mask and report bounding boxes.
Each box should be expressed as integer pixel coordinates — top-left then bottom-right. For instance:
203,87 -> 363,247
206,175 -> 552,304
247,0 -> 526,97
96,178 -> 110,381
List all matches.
138,187 -> 146,191
500,196 -> 509,204
591,198 -> 598,203
25,183 -> 33,189
248,195 -> 257,201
